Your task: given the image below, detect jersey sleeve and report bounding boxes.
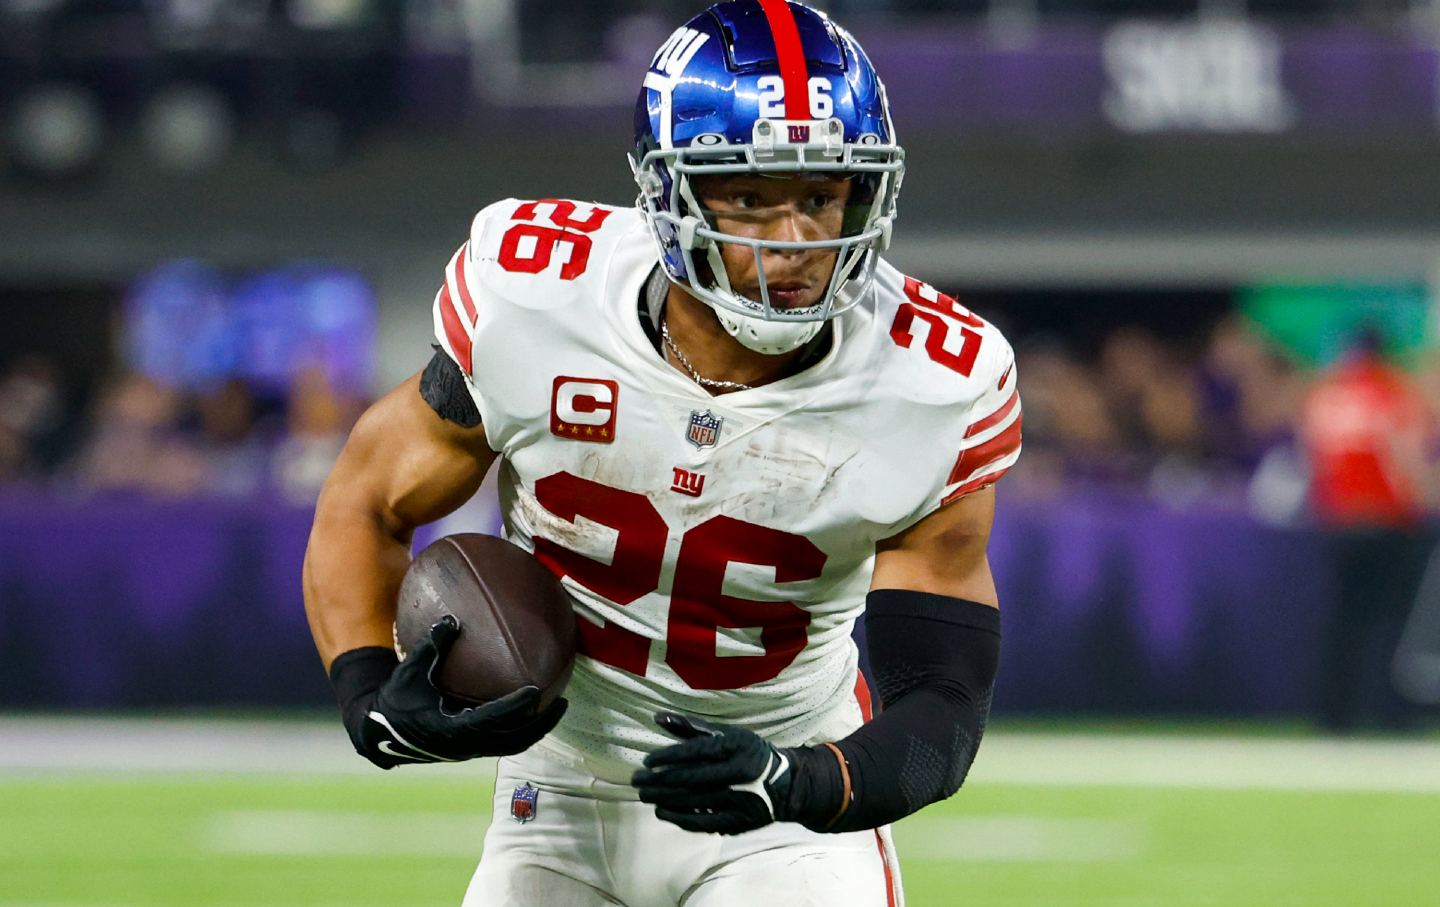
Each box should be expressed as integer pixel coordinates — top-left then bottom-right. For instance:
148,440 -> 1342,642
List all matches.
428,199 -> 522,437
432,240 -> 477,377
939,337 -> 1022,505
431,201 -> 506,380
876,302 -> 1023,541
428,196 -> 632,454
868,271 -> 1025,538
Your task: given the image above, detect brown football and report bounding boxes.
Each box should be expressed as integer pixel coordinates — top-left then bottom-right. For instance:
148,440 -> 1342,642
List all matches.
394,533 -> 576,710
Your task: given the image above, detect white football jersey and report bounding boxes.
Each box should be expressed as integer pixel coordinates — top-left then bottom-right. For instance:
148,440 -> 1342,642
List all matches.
431,198 -> 1021,786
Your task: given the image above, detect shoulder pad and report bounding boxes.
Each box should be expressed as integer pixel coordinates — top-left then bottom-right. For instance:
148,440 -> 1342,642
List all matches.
466,198 -> 639,312
864,264 -> 1022,506
432,198 -> 639,378
869,263 -> 1016,408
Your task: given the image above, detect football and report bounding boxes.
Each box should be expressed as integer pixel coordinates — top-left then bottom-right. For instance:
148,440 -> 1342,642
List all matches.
394,533 -> 576,709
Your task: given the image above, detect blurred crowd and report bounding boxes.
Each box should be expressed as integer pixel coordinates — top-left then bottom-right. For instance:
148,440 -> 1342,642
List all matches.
4,284 -> 1438,519
1014,315 -> 1300,496
0,359 -> 364,505
1006,313 -> 1440,516
0,259 -> 376,506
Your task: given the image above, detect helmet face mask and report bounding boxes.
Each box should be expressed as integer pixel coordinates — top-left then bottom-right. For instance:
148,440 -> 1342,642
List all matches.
631,1 -> 905,355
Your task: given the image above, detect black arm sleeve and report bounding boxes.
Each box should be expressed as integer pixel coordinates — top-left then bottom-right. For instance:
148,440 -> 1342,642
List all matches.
787,590 -> 999,832
419,348 -> 481,427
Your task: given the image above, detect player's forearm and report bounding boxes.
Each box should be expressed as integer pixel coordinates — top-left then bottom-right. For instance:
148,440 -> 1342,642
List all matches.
302,491 -> 414,670
302,373 -> 495,670
789,590 -> 1000,832
828,680 -> 989,829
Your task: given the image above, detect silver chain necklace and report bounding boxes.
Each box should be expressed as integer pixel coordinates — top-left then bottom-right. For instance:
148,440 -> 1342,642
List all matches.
661,317 -> 754,392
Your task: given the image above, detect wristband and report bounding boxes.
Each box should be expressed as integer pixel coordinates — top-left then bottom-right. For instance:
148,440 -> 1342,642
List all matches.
328,646 -> 398,724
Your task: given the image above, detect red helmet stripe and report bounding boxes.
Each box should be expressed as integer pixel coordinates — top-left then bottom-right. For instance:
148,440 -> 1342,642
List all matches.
756,0 -> 811,119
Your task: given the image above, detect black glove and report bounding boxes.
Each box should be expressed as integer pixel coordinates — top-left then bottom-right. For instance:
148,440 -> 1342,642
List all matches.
631,712 -> 839,835
329,616 -> 567,769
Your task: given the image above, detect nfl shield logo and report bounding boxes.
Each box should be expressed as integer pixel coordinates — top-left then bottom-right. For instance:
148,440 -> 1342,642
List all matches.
510,782 -> 539,824
686,410 -> 722,449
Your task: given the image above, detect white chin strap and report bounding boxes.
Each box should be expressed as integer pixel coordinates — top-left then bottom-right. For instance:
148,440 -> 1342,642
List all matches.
712,306 -> 825,355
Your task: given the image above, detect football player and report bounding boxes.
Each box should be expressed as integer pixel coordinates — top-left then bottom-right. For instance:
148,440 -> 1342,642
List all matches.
302,2 -> 1021,905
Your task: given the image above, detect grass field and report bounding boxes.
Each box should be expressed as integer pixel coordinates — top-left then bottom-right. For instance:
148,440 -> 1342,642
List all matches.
2,717 -> 1438,906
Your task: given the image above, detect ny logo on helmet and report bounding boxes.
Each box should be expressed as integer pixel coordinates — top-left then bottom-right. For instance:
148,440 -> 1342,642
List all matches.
632,1 -> 906,354
650,26 -> 708,79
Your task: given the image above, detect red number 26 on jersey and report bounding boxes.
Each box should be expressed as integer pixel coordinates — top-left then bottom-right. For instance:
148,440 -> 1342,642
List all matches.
532,472 -> 827,692
890,277 -> 985,377
497,200 -> 611,281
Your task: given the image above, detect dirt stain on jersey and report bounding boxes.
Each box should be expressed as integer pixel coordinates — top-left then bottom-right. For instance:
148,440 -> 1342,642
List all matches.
511,483 -> 620,563
710,430 -> 857,526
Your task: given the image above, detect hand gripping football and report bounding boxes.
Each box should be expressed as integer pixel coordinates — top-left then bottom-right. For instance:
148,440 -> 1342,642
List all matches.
394,534 -> 576,710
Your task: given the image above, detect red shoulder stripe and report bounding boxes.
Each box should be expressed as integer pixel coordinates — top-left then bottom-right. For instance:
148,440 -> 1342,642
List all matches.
437,284 -> 473,375
948,411 -> 1022,486
452,244 -> 478,322
942,465 -> 1014,505
965,387 -> 1020,440
757,0 -> 811,119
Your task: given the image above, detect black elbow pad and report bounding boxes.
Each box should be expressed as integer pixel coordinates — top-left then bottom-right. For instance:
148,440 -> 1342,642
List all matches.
419,348 -> 481,428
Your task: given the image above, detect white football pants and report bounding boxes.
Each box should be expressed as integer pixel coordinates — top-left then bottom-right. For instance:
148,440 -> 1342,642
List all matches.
461,743 -> 903,907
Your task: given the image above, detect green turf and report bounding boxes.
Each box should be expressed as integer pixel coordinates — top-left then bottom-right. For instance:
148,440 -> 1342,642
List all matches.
3,771 -> 1437,906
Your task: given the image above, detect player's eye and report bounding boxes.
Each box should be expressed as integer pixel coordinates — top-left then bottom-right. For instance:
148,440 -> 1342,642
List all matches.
732,193 -> 762,209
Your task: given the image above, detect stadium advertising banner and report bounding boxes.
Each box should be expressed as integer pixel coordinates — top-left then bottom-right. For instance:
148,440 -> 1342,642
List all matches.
472,21 -> 1440,136
861,22 -> 1440,135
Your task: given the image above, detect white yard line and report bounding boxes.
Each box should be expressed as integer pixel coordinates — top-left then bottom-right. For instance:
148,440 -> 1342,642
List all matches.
893,815 -> 1147,863
975,733 -> 1440,793
203,809 -> 488,856
1,716 -> 1438,792
0,716 -> 486,778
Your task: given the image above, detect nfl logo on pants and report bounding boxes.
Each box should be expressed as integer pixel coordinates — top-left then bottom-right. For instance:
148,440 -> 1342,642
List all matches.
510,783 -> 539,824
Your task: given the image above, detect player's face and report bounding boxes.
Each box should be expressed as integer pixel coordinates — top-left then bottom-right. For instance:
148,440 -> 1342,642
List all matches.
694,174 -> 854,310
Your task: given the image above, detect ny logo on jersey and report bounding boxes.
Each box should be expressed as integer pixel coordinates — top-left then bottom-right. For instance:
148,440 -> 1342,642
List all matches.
671,467 -> 705,498
551,377 -> 619,443
687,410 -> 722,449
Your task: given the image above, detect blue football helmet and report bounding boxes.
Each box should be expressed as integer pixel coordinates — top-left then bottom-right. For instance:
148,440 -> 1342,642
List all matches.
631,0 -> 905,354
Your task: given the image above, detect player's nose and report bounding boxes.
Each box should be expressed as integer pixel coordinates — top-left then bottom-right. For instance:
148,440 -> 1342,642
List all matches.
762,204 -> 823,246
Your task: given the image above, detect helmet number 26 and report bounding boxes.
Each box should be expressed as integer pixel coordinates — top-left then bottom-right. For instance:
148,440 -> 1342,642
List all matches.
756,75 -> 833,119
